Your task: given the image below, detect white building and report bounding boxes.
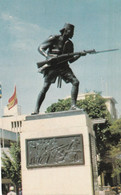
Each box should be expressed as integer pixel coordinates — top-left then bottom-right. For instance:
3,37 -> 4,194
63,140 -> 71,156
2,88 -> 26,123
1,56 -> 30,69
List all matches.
0,105 -> 26,134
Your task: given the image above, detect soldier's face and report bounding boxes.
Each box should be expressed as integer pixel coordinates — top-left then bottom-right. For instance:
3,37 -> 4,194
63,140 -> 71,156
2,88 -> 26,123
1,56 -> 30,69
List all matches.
64,28 -> 74,38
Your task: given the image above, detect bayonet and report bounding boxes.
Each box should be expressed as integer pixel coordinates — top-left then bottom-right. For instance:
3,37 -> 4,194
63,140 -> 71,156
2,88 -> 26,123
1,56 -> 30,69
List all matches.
94,48 -> 119,54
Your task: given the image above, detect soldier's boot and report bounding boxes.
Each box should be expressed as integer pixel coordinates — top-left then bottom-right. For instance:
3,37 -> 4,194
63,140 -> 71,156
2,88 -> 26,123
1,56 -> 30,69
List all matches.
31,82 -> 50,115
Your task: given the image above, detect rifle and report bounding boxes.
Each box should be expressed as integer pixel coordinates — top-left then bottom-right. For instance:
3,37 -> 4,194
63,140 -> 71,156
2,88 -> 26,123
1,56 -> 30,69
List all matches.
37,49 -> 119,72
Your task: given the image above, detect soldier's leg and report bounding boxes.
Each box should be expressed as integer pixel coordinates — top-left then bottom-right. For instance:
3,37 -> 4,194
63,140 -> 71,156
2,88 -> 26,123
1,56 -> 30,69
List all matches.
62,68 -> 80,110
70,77 -> 79,108
32,82 -> 51,114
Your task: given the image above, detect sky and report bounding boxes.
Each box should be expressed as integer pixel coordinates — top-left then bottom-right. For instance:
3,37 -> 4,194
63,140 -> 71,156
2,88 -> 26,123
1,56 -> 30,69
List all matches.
0,0 -> 121,116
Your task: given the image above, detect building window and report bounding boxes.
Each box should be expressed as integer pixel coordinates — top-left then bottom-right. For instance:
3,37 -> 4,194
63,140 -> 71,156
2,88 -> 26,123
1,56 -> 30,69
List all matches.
14,122 -> 16,128
11,121 -> 22,131
17,121 -> 19,128
11,122 -> 14,129
20,121 -> 22,127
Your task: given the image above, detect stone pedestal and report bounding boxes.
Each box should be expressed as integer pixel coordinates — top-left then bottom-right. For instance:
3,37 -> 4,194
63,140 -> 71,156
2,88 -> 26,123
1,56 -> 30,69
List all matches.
20,110 -> 99,195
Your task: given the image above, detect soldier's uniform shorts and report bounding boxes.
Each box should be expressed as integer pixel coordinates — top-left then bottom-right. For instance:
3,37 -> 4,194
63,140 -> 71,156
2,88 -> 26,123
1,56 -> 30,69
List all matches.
44,65 -> 77,84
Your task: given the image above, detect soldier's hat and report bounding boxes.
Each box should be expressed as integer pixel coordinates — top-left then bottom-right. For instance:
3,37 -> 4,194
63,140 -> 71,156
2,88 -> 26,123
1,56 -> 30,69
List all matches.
60,23 -> 75,33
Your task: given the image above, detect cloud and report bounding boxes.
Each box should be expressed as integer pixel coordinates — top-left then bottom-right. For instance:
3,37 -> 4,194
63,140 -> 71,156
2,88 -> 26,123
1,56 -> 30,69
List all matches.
1,13 -> 14,21
1,13 -> 49,51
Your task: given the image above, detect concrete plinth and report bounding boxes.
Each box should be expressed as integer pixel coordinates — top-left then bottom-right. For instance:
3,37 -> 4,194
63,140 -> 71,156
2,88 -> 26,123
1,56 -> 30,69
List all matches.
20,110 -> 99,195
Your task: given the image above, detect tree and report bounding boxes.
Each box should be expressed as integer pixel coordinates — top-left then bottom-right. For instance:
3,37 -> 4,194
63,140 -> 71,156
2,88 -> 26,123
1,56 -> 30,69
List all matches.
2,139 -> 21,193
109,119 -> 121,177
46,94 -> 118,182
46,93 -> 109,119
46,98 -> 72,113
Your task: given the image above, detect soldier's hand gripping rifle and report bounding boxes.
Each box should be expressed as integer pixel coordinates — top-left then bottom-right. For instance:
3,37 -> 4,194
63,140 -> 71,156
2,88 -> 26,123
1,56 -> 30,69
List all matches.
37,49 -> 119,73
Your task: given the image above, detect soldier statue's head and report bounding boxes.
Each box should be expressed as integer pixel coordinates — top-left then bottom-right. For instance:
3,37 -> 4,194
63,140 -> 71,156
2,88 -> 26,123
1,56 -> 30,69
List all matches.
60,23 -> 75,39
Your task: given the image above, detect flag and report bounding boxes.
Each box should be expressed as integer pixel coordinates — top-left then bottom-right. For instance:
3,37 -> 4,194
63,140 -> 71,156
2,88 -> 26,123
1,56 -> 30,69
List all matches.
7,86 -> 18,110
0,84 -> 2,98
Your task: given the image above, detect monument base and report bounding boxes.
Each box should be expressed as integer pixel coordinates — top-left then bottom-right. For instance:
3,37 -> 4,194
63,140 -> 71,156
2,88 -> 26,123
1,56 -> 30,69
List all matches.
20,110 -> 99,195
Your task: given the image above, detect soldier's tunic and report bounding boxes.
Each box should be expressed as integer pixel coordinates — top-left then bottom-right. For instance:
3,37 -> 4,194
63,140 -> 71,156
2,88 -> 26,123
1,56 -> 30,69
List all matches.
40,35 -> 77,87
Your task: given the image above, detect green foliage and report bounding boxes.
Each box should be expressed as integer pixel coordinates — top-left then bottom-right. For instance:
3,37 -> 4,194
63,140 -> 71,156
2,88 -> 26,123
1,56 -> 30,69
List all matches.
109,119 -> 121,177
77,94 -> 109,119
110,118 -> 121,134
110,145 -> 121,178
46,98 -> 71,113
46,94 -> 108,118
111,158 -> 121,177
2,139 -> 21,189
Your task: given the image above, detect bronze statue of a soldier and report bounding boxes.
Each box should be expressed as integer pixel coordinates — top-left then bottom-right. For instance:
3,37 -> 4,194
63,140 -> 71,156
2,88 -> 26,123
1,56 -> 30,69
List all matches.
32,23 -> 86,114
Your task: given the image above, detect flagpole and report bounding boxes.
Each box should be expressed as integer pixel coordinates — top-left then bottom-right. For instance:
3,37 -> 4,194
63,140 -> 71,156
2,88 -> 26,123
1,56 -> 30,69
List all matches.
7,85 -> 18,141
14,85 -> 18,142
15,105 -> 18,142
